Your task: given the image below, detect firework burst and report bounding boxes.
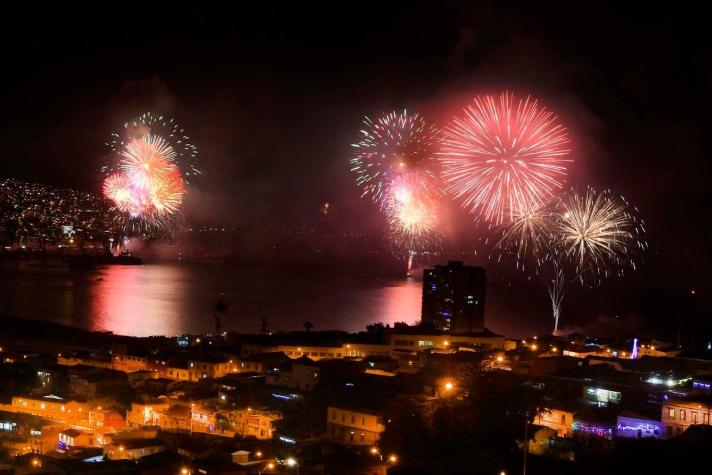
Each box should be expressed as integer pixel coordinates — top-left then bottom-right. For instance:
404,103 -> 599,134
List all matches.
497,203 -> 554,264
439,91 -> 570,225
120,135 -> 178,189
105,112 -> 200,184
350,110 -> 440,208
102,113 -> 199,232
384,173 -> 441,254
554,187 -> 647,284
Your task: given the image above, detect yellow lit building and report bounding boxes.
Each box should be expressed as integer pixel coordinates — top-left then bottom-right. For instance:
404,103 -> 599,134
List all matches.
230,408 -> 282,439
661,398 -> 712,437
104,438 -> 166,460
127,399 -> 170,427
326,406 -> 385,446
534,407 -> 575,437
112,354 -> 149,373
2,396 -> 90,427
389,333 -> 510,352
58,354 -> 112,369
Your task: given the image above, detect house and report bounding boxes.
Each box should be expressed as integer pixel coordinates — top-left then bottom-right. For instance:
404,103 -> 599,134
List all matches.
239,352 -> 290,374
89,408 -> 126,430
127,398 -> 170,427
2,395 -> 90,426
58,353 -> 113,369
388,330 -> 509,352
266,356 -> 320,391
0,410 -> 62,456
68,366 -> 128,398
58,428 -> 92,449
616,410 -> 664,439
127,370 -> 159,388
326,406 -> 386,446
152,404 -> 192,431
187,354 -> 233,379
266,356 -> 363,391
112,353 -> 150,373
534,405 -> 576,437
661,398 -> 712,437
230,408 -> 282,439
104,438 -> 166,460
190,405 -> 218,433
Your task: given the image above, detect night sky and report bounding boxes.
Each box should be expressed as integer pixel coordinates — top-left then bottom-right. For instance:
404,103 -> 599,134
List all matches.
1,4 -> 709,337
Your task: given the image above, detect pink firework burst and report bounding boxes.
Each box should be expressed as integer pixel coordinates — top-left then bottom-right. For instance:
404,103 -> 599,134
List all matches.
439,91 -> 571,225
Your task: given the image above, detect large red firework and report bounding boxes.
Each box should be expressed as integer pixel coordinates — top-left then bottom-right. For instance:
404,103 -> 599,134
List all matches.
439,91 -> 571,225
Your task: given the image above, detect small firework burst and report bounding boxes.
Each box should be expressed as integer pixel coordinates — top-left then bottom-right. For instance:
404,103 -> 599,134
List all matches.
350,110 -> 440,208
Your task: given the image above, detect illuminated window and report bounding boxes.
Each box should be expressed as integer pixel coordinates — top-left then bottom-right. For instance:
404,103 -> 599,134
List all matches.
668,408 -> 675,419
704,414 -> 709,425
680,410 -> 686,421
692,412 -> 698,423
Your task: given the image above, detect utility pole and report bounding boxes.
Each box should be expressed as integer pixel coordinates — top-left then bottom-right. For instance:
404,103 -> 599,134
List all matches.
523,410 -> 528,475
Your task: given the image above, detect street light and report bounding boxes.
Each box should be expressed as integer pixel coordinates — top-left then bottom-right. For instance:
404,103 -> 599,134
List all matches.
259,462 -> 275,474
286,458 -> 299,475
180,467 -> 189,475
388,454 -> 398,464
370,447 -> 379,455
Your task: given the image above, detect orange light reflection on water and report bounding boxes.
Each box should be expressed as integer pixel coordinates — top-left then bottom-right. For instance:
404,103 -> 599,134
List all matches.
89,264 -> 192,337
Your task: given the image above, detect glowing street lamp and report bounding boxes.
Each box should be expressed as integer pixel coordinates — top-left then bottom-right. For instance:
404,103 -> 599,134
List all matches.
388,454 -> 398,464
259,462 -> 275,474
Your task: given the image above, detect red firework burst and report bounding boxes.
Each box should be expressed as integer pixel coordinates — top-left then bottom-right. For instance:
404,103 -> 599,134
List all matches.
439,91 -> 571,225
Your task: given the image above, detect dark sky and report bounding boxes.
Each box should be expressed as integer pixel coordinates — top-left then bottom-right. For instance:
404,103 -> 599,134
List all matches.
1,3 -> 710,337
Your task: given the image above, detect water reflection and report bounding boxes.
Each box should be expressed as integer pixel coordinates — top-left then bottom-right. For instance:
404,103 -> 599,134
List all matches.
89,265 -> 193,336
1,260 -> 423,337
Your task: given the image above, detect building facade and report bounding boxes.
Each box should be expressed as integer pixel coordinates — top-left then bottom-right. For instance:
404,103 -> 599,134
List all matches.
661,398 -> 712,437
421,261 -> 486,333
326,406 -> 385,446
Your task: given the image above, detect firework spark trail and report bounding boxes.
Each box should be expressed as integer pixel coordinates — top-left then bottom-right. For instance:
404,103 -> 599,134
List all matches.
440,92 -> 570,225
350,110 -> 440,208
